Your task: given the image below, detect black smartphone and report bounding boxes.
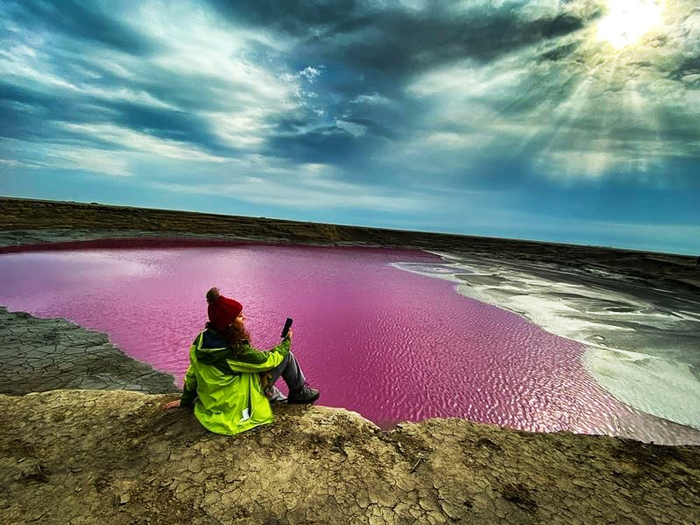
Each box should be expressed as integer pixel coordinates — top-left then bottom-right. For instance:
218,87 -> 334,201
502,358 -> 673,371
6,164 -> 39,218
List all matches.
281,317 -> 293,339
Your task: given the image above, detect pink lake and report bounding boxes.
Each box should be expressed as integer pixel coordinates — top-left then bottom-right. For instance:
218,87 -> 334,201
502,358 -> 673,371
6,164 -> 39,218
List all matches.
1,240 -> 698,444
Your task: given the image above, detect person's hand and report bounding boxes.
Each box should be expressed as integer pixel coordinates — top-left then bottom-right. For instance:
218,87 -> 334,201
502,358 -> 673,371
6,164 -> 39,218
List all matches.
161,399 -> 181,410
287,328 -> 293,340
261,371 -> 272,389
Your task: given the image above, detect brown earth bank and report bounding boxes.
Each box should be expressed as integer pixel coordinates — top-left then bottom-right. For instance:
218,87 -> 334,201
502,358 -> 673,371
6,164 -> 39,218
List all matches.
1,197 -> 699,293
1,390 -> 699,525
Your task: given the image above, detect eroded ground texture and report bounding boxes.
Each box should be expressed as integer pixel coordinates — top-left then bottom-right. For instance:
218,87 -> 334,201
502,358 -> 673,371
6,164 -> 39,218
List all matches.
0,307 -> 178,396
0,390 -> 698,525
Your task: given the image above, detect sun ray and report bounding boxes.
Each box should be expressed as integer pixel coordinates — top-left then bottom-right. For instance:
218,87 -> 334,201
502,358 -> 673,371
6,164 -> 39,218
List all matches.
531,47 -> 633,179
624,78 -> 666,183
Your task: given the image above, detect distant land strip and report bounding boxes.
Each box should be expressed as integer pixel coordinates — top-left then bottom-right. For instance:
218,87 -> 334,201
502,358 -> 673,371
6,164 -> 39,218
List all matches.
1,196 -> 698,293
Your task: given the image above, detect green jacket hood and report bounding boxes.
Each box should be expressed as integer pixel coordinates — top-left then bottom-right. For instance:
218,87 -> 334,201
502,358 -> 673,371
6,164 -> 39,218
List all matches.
194,329 -> 239,365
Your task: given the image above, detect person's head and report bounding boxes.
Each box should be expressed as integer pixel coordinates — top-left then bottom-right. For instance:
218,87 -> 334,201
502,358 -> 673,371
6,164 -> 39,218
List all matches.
206,287 -> 250,347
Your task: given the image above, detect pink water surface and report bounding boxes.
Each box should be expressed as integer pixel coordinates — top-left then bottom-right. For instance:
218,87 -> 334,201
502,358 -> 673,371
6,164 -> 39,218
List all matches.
1,241 -> 698,443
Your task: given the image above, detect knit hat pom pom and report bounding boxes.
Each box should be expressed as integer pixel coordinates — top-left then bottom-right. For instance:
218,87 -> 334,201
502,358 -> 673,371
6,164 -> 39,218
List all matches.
206,287 -> 221,304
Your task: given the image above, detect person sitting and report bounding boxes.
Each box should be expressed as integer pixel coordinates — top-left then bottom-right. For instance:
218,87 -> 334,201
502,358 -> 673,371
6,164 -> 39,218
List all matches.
161,287 -> 319,435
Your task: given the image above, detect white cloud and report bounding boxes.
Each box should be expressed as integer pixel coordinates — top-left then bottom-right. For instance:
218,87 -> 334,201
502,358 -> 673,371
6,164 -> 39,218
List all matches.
82,86 -> 177,110
408,56 -> 527,99
336,120 -> 367,137
0,158 -> 26,168
149,161 -> 425,212
0,138 -> 132,177
204,111 -> 275,149
44,148 -> 132,177
61,123 -> 229,163
0,43 -> 78,92
300,66 -> 323,83
350,92 -> 393,105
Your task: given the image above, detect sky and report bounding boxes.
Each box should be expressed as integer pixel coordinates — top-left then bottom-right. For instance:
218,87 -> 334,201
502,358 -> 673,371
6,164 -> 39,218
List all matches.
1,0 -> 699,255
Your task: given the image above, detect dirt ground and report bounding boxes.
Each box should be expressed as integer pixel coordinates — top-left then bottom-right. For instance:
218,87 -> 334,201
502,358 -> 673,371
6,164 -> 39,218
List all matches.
1,390 -> 698,524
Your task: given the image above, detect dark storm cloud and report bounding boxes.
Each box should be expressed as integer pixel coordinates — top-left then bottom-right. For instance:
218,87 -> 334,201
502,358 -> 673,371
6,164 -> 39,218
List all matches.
264,117 -> 394,168
0,81 -> 53,109
0,81 -> 110,141
204,0 -> 361,37
4,0 -> 155,55
266,125 -> 359,164
314,11 -> 587,76
207,0 -> 598,77
257,100 -> 403,180
195,0 -> 604,177
2,0 -> 699,190
538,42 -> 580,62
1,0 -> 602,177
671,56 -> 700,80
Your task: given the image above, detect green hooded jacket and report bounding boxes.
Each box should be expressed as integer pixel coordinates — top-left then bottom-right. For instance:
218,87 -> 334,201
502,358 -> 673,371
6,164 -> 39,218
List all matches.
180,328 -> 291,435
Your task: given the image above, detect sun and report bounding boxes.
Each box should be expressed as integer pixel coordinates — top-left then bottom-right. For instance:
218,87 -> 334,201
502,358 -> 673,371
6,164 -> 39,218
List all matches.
596,0 -> 665,49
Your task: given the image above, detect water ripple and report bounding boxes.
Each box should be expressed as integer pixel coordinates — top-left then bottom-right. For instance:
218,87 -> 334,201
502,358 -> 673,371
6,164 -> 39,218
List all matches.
0,243 -> 698,444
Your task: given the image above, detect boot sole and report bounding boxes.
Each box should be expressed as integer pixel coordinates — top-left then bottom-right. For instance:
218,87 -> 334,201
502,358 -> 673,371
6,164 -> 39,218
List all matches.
287,394 -> 320,404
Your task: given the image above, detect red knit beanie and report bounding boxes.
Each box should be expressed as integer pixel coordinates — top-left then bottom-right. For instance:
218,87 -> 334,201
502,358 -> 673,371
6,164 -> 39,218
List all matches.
206,287 -> 243,331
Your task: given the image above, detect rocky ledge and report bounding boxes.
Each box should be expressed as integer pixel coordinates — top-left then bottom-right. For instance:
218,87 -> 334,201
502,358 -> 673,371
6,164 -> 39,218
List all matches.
1,390 -> 698,525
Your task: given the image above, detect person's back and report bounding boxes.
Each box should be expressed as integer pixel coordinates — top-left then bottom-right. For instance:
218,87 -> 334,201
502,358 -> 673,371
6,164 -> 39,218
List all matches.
162,287 -> 319,435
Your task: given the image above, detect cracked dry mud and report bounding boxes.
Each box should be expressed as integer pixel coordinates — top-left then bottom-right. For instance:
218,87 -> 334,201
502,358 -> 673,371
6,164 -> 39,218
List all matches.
1,390 -> 698,524
0,307 -> 178,396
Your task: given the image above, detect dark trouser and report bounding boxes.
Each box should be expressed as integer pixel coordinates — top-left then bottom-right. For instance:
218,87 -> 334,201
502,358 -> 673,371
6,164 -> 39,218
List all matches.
268,351 -> 306,395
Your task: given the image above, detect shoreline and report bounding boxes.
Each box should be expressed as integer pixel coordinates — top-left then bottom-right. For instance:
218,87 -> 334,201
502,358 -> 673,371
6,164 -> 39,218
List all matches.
2,197 -> 700,441
414,251 -> 700,435
0,306 -> 178,396
3,235 -> 700,444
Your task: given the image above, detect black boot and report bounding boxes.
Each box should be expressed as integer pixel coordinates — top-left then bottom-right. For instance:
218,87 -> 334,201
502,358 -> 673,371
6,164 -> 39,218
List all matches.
288,383 -> 320,404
